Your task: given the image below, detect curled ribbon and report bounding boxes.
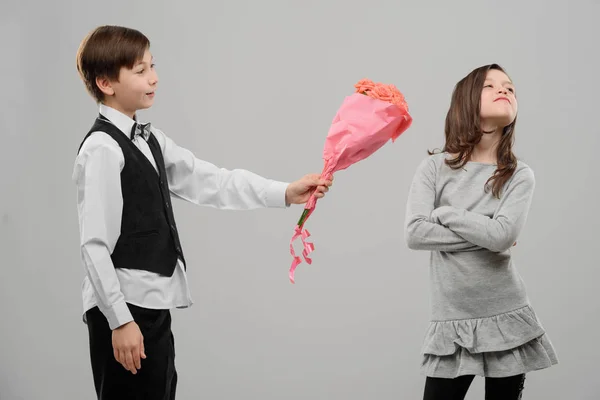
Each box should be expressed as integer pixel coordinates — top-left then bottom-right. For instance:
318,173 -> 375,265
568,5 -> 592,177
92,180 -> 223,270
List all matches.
288,168 -> 333,283
289,219 -> 315,284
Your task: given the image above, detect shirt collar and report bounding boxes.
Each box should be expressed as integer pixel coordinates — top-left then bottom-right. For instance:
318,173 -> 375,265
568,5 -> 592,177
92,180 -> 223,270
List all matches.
98,104 -> 150,140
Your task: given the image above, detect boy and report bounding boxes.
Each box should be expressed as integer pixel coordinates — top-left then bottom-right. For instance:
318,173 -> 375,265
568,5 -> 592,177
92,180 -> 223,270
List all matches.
73,25 -> 331,400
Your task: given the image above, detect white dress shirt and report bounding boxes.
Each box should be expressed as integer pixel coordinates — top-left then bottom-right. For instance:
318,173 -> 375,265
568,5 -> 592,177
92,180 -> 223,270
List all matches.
73,104 -> 289,330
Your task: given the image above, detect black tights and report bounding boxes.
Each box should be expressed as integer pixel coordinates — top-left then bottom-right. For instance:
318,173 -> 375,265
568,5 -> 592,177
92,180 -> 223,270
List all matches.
423,374 -> 526,400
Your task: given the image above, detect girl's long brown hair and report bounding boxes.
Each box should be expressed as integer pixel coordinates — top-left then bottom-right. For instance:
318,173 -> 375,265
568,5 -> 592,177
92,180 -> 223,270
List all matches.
430,64 -> 517,198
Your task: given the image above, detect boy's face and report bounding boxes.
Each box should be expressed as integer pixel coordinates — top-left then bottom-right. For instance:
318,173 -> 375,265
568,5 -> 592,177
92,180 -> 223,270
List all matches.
98,48 -> 158,118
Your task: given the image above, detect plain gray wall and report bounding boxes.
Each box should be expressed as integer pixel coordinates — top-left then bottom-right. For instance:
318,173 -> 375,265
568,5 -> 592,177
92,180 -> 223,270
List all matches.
1,1 -> 598,399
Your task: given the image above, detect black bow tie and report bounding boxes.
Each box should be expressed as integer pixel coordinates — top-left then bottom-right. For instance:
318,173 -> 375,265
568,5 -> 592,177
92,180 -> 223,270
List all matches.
130,122 -> 151,140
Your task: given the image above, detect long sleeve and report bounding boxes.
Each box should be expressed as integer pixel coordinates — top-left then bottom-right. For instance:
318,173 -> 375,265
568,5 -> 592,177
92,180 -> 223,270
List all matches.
405,157 -> 482,252
153,129 -> 289,210
432,166 -> 535,253
73,134 -> 133,330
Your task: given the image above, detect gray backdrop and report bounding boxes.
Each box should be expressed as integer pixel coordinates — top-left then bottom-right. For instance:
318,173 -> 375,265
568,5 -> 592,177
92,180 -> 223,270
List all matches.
1,1 -> 598,399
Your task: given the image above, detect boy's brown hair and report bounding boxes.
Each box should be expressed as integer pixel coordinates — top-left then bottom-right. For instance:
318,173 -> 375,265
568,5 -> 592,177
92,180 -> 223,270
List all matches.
76,25 -> 150,103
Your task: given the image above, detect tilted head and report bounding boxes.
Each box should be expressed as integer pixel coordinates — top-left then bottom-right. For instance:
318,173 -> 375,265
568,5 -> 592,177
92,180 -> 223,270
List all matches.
441,64 -> 519,197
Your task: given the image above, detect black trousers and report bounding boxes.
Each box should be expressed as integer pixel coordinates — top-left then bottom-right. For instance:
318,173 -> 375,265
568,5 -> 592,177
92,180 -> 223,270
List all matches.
86,304 -> 177,400
423,374 -> 526,400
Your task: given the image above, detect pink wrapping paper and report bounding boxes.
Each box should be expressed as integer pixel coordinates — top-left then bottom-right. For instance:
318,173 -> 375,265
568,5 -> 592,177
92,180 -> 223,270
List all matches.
289,84 -> 412,283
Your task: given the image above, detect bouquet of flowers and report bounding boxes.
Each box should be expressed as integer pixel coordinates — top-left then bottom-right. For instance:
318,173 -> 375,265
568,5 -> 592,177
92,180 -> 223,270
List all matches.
288,79 -> 413,283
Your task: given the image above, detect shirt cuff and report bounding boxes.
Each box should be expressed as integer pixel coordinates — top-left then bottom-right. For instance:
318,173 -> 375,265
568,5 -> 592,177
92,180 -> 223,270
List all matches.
102,300 -> 134,330
265,180 -> 290,208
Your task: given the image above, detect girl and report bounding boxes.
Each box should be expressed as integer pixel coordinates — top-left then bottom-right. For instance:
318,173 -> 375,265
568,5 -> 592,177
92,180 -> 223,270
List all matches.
404,64 -> 558,400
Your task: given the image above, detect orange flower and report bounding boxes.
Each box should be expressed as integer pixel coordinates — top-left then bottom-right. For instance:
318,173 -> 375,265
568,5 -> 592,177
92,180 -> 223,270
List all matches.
373,84 -> 395,102
354,78 -> 376,93
355,79 -> 409,111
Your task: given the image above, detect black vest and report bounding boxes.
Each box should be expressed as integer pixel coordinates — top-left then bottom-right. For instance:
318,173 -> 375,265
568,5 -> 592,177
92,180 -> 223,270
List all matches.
78,115 -> 186,276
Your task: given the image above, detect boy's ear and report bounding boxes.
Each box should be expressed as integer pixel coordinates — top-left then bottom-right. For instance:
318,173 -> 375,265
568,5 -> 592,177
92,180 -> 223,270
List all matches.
96,76 -> 115,97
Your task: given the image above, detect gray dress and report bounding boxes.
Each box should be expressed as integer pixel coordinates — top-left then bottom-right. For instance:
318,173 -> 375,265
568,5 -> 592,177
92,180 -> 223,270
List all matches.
404,152 -> 558,378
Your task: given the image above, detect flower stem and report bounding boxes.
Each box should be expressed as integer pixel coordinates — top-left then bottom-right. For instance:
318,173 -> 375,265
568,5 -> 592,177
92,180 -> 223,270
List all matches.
297,208 -> 309,227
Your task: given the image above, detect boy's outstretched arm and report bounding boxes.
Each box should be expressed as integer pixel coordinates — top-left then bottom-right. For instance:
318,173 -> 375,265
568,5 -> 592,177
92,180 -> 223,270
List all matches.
153,129 -> 331,209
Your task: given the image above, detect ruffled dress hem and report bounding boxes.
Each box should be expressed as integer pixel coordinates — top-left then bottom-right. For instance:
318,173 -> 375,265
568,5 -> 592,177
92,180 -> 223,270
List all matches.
420,305 -> 559,378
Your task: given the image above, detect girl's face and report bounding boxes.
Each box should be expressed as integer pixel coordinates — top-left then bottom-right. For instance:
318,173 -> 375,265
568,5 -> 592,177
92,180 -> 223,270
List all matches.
479,69 -> 518,129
